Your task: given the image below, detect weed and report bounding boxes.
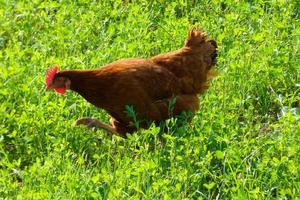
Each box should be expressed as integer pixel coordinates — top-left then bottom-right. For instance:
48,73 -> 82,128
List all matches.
0,0 -> 299,199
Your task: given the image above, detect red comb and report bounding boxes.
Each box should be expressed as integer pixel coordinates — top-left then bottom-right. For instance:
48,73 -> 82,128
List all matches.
45,66 -> 58,86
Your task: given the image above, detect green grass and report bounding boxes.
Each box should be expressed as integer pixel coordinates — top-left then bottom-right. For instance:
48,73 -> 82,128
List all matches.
0,0 -> 299,199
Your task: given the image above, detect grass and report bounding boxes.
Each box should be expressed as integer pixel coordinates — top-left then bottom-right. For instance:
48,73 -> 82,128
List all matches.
0,0 -> 299,199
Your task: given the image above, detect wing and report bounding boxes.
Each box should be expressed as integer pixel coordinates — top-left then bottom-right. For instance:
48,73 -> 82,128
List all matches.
98,59 -> 182,123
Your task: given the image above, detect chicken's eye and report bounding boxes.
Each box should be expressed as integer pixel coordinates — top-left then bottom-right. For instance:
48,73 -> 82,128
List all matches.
56,77 -> 63,82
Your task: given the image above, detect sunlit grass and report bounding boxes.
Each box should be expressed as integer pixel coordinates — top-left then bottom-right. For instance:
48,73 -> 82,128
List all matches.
0,0 -> 299,199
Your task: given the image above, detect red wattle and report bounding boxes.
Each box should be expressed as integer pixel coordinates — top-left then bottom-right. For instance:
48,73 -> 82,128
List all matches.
55,87 -> 66,94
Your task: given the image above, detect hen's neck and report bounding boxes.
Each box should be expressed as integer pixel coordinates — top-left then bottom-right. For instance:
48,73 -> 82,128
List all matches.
56,69 -> 109,103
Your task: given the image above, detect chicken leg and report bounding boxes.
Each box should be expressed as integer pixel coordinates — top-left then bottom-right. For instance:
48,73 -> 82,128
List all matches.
75,117 -> 126,137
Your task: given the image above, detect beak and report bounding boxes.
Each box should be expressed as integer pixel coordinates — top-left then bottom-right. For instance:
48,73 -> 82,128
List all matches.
46,84 -> 53,91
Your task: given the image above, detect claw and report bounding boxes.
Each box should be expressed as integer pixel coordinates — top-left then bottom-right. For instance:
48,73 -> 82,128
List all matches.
75,117 -> 123,137
76,117 -> 93,126
75,117 -> 98,129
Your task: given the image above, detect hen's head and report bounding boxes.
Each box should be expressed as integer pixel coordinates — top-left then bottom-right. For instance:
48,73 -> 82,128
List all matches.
45,66 -> 70,94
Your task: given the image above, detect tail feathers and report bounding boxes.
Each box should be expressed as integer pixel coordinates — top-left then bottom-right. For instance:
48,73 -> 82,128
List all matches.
184,27 -> 207,47
207,70 -> 217,79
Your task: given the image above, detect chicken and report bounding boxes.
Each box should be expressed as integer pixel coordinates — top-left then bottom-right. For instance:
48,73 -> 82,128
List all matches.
45,28 -> 217,137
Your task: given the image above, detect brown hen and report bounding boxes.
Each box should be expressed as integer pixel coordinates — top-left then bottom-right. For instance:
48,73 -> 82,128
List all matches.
46,28 -> 217,137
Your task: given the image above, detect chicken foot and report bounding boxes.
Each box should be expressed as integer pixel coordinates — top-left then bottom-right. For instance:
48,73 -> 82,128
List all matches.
75,117 -> 124,137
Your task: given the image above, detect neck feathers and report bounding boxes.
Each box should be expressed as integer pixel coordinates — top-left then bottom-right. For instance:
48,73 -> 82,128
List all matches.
56,69 -> 98,91
55,69 -> 110,106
